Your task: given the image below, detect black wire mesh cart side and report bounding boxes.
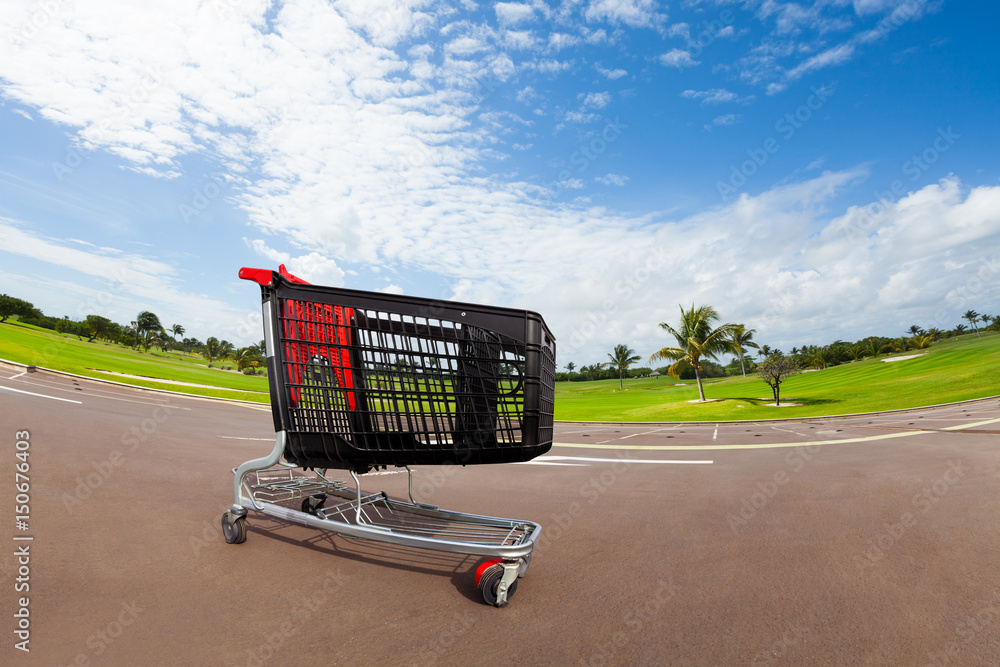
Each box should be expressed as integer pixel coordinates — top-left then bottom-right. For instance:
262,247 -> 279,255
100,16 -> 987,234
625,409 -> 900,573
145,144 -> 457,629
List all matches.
222,266 -> 556,606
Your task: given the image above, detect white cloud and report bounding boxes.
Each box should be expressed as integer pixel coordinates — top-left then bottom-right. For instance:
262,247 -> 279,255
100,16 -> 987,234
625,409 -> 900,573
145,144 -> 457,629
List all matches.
667,22 -> 690,40
1,1 -> 993,366
564,110 -> 600,124
596,173 -> 629,186
680,88 -> 754,105
596,65 -> 628,79
581,91 -> 612,108
659,49 -> 700,68
584,0 -> 664,28
548,32 -> 580,50
0,216 -> 246,338
503,30 -> 538,50
494,2 -> 536,26
786,43 -> 856,81
704,114 -> 739,129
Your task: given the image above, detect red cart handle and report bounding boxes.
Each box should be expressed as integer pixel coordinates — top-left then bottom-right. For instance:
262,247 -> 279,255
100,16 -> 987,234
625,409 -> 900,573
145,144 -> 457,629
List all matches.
238,264 -> 311,286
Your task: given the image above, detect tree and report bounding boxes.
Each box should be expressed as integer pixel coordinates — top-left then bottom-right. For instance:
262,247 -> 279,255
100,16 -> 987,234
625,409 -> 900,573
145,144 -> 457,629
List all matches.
906,325 -> 924,337
565,361 -> 576,374
649,304 -> 738,402
0,295 -> 35,323
757,354 -> 801,406
84,315 -> 113,342
757,344 -> 773,359
910,334 -> 934,350
604,344 -> 641,389
963,310 -> 981,337
133,311 -> 163,351
862,337 -> 891,360
171,324 -> 185,341
953,323 -> 967,335
233,346 -> 265,372
204,337 -> 222,366
810,346 -> 836,370
728,324 -> 760,377
846,343 -> 867,362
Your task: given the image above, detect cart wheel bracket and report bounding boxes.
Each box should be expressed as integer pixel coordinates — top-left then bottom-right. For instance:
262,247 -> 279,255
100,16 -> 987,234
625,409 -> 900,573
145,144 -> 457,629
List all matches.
494,560 -> 520,606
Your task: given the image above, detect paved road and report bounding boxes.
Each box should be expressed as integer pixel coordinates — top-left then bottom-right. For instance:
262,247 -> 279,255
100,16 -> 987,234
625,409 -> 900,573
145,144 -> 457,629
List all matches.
1,363 -> 999,666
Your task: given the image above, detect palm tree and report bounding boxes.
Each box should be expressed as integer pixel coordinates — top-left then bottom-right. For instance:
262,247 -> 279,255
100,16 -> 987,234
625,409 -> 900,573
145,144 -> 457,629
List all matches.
204,337 -> 222,366
565,362 -> 576,374
906,325 -> 924,337
757,344 -> 773,359
810,346 -> 836,370
728,324 -> 760,377
171,324 -> 185,341
648,304 -> 738,402
963,310 -> 981,337
604,344 -> 641,389
134,311 -> 163,352
953,323 -> 967,335
846,343 -> 867,362
910,335 -> 934,350
862,337 -> 890,359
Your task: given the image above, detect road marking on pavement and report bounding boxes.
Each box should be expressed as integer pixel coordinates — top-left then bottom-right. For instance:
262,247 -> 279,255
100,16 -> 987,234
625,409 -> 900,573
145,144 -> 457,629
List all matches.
218,436 -> 274,441
9,375 -> 193,409
713,424 -> 718,441
513,461 -> 591,466
10,372 -> 25,380
538,455 -> 713,465
0,385 -> 82,404
552,417 -> 1000,451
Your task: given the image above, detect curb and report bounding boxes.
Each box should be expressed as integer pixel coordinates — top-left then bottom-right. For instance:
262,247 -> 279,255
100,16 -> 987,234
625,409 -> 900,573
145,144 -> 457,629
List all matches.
0,357 -> 267,407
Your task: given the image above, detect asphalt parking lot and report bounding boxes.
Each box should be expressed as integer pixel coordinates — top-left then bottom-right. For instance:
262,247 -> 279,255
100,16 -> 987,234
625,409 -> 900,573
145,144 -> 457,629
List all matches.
2,363 -> 999,666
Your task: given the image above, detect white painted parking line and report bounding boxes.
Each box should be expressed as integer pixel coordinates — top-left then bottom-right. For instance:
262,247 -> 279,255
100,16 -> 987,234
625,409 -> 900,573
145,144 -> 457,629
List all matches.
10,372 -> 25,380
512,461 -> 591,466
0,385 -> 82,404
541,455 -> 713,465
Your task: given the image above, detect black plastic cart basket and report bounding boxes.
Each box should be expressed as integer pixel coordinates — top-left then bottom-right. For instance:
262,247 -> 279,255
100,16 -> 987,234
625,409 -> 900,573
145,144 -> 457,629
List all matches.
222,265 -> 556,606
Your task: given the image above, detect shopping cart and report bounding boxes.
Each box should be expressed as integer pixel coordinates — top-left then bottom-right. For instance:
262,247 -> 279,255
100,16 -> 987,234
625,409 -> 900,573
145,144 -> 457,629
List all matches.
222,265 -> 556,606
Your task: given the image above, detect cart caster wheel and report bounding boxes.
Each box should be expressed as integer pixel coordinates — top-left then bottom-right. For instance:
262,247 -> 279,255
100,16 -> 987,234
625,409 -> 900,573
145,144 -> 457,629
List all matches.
221,512 -> 247,544
301,494 -> 327,517
476,560 -> 517,607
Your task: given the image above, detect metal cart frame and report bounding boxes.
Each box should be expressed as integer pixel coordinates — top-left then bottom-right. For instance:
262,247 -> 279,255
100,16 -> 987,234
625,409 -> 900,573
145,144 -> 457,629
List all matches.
222,266 -> 555,606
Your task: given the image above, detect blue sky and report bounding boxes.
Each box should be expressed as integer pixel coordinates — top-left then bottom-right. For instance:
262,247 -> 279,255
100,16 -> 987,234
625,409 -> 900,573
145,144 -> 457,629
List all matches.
1,0 -> 998,365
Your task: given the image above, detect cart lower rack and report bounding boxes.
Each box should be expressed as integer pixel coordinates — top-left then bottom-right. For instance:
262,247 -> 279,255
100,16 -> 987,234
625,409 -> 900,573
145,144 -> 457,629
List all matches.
222,266 -> 556,606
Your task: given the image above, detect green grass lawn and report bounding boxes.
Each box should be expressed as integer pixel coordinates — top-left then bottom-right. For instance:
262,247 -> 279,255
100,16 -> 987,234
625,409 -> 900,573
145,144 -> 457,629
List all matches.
3,320 -> 998,419
555,333 -> 1000,421
0,321 -> 270,402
